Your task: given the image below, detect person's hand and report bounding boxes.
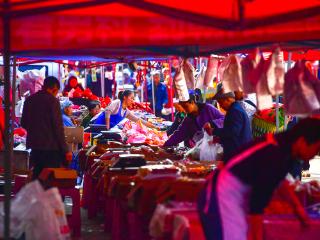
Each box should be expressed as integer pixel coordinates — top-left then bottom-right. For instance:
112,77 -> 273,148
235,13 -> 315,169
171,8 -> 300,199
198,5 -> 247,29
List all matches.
203,122 -> 214,136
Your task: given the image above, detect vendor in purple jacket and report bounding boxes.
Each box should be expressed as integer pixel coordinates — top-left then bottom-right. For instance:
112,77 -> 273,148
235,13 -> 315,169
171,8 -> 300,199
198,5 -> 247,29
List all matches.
163,93 -> 224,147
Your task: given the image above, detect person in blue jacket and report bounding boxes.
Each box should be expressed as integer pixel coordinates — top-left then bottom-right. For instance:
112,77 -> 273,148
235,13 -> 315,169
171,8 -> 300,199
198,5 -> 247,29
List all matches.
61,99 -> 75,127
207,87 -> 253,162
147,71 -> 168,117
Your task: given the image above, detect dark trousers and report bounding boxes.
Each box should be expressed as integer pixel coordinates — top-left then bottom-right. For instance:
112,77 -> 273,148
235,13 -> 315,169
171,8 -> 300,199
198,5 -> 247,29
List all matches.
30,150 -> 64,180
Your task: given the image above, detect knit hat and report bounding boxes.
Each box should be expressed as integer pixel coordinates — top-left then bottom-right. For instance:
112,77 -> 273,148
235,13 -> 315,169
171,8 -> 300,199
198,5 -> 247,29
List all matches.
213,84 -> 235,100
60,99 -> 73,111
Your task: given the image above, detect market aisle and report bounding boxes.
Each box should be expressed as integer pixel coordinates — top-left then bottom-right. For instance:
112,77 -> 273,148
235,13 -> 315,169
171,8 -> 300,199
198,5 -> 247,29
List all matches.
72,208 -> 110,240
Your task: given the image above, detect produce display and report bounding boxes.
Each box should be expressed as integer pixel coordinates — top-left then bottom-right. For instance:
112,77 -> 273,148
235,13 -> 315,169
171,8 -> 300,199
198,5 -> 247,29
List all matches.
66,87 -> 111,108
128,102 -> 153,113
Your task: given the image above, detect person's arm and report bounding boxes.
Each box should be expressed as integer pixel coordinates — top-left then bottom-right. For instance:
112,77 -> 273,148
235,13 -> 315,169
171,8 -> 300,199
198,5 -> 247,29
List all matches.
51,99 -> 68,153
105,112 -> 111,129
163,117 -> 192,147
126,111 -> 156,129
207,105 -> 225,129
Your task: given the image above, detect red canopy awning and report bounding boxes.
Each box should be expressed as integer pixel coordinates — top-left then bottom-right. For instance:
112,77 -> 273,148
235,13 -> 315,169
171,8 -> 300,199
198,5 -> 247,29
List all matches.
0,0 -> 319,57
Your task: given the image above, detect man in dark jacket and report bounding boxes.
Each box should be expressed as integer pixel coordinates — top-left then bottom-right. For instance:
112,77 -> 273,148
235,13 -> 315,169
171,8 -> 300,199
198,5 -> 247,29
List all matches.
21,76 -> 70,179
211,89 -> 252,162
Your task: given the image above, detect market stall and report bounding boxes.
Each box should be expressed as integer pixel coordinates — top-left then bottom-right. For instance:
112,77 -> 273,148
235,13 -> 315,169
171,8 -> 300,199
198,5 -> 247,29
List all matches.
1,1 -> 320,239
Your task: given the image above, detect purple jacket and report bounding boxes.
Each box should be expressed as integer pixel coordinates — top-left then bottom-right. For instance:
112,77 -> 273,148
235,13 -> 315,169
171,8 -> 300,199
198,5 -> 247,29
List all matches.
164,103 -> 224,147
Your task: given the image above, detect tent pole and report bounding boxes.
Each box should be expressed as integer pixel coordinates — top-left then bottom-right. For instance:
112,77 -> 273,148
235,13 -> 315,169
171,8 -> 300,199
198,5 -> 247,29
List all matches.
275,95 -> 280,132
3,0 -> 13,238
151,73 -> 155,115
284,52 -> 292,130
12,56 -> 16,125
101,66 -> 105,97
168,61 -> 174,121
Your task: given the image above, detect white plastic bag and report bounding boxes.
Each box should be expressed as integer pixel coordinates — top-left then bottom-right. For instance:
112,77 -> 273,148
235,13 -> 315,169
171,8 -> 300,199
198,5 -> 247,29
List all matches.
199,131 -> 223,162
43,188 -> 71,239
0,181 -> 70,240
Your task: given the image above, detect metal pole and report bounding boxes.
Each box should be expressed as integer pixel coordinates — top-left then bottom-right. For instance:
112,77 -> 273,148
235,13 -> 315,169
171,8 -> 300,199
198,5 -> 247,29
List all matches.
168,61 -> 174,121
284,52 -> 292,130
275,94 -> 280,132
140,69 -> 144,102
101,66 -> 105,97
3,0 -> 13,238
151,74 -> 155,115
12,57 -> 16,127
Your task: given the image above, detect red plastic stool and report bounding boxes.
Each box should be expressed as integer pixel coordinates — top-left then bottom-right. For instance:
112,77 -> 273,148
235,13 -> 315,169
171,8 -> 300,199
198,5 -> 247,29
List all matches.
13,174 -> 28,194
59,187 -> 81,237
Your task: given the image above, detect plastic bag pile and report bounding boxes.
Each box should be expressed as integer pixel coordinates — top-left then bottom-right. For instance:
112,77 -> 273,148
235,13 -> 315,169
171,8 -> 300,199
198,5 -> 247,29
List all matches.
0,181 -> 70,240
122,120 -> 168,146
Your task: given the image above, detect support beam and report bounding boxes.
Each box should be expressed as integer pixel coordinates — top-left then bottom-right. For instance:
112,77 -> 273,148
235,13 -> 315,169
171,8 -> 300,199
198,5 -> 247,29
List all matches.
5,0 -> 115,18
2,0 -> 12,239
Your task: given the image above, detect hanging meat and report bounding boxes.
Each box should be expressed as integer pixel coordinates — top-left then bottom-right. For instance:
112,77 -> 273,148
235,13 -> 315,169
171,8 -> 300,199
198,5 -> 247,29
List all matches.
195,64 -> 206,89
182,59 -> 195,90
255,57 -> 274,110
265,48 -> 285,95
203,56 -> 218,88
221,55 -> 243,92
173,62 -> 189,101
241,48 -> 261,94
284,60 -> 320,116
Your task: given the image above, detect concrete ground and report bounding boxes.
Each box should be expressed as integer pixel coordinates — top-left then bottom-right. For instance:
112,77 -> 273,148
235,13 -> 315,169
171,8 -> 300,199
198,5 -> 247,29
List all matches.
72,209 -> 110,240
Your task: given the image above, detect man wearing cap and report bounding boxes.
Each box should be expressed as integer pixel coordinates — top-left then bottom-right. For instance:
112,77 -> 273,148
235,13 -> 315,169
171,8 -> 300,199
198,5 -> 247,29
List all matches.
147,71 -> 168,117
209,87 -> 253,162
21,76 -> 71,179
